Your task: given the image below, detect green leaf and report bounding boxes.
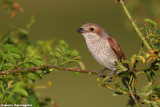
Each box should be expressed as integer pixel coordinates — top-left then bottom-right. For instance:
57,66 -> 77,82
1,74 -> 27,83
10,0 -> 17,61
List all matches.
3,44 -> 22,55
7,95 -> 16,104
0,94 -> 2,99
59,40 -> 68,47
8,53 -> 21,59
27,96 -> 39,107
19,28 -> 29,35
28,59 -> 43,66
0,50 -> 5,57
0,75 -> 13,80
27,73 -> 42,80
33,56 -> 42,60
116,62 -> 128,72
66,50 -> 79,56
144,19 -> 157,28
152,69 -> 160,76
121,72 -> 130,77
14,82 -> 27,88
79,61 -> 85,69
2,63 -> 14,70
74,71 -> 79,77
13,87 -> 28,97
5,55 -> 16,64
113,91 -> 123,96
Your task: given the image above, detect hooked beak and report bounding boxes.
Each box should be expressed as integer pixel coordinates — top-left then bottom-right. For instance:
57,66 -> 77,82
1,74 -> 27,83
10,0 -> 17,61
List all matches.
77,28 -> 86,33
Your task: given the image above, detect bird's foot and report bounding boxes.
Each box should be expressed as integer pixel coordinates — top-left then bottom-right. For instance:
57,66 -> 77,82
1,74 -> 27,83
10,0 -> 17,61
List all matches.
106,71 -> 117,82
99,68 -> 108,78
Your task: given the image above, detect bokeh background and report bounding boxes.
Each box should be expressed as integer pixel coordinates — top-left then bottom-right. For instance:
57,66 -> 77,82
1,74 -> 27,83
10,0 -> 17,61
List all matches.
0,0 -> 160,107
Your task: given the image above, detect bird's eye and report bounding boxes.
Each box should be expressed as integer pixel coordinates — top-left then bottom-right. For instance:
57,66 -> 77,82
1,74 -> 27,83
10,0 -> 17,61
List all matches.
90,27 -> 94,31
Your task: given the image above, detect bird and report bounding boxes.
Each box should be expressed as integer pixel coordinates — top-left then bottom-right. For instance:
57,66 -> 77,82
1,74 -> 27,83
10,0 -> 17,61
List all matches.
77,23 -> 126,77
77,22 -> 140,102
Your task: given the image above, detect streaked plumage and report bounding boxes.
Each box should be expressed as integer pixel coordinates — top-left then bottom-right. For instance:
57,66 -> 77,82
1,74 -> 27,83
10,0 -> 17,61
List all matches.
77,23 -> 125,75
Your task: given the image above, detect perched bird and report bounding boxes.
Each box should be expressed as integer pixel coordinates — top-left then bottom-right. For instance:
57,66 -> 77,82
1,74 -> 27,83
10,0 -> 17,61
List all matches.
77,23 -> 139,102
77,23 -> 126,77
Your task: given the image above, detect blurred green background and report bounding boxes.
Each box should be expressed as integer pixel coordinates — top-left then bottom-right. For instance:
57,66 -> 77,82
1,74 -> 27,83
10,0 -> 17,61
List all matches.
0,0 -> 159,107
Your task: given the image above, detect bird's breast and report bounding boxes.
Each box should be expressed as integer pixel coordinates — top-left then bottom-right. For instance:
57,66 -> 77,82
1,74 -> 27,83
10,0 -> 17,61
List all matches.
85,38 -> 118,71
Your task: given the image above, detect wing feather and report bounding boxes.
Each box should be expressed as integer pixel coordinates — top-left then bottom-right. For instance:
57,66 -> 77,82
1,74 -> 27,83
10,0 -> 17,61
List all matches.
107,36 -> 125,60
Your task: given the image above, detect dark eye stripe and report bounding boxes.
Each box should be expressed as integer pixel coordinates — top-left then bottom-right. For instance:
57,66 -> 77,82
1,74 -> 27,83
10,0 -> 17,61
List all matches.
90,27 -> 94,31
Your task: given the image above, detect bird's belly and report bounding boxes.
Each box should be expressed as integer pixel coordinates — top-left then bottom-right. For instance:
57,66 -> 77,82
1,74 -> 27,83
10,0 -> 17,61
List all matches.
93,51 -> 117,71
87,42 -> 118,71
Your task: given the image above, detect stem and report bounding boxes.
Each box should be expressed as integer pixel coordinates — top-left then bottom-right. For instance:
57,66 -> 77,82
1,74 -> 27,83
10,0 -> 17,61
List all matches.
0,57 -> 5,70
119,0 -> 152,50
1,86 -> 9,103
101,84 -> 128,94
128,75 -> 140,107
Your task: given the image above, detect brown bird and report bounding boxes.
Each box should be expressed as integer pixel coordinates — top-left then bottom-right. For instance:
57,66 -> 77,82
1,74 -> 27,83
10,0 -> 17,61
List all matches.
77,23 -> 139,102
77,23 -> 126,77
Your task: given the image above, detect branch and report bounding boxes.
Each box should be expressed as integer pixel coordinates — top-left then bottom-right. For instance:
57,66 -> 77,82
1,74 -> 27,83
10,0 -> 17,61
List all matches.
128,75 -> 140,107
118,0 -> 152,50
0,64 -> 98,75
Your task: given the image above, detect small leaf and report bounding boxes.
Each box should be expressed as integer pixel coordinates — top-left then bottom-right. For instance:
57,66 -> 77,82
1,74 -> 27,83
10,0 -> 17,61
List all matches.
14,82 -> 27,88
13,87 -> 28,97
121,72 -> 130,77
2,63 -> 14,70
152,70 -> 160,76
113,92 -> 123,96
6,55 -> 16,64
117,62 -> 128,71
27,96 -> 39,107
144,19 -> 157,28
7,95 -> 16,104
3,44 -> 22,55
79,61 -> 85,70
74,71 -> 79,77
19,28 -> 29,35
27,73 -> 42,80
66,50 -> 79,56
0,50 -> 5,57
131,54 -> 137,65
137,55 -> 145,63
33,56 -> 42,60
74,56 -> 81,60
28,59 -> 43,66
8,53 -> 21,59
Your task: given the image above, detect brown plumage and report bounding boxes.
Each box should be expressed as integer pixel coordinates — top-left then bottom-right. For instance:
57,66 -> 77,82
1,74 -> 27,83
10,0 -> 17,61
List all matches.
77,22 -> 140,103
107,36 -> 125,60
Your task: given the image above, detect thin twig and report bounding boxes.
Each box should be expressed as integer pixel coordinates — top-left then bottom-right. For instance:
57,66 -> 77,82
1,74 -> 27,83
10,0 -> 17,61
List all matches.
118,0 -> 152,50
0,64 -> 98,75
128,75 -> 140,107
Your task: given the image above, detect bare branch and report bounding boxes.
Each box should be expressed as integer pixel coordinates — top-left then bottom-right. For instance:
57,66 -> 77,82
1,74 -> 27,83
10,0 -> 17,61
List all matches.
0,64 -> 98,75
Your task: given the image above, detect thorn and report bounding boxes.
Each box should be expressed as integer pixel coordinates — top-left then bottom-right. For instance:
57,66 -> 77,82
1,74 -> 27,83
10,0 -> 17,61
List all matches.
129,18 -> 133,22
65,69 -> 68,72
88,72 -> 91,75
6,71 -> 9,75
121,0 -> 125,6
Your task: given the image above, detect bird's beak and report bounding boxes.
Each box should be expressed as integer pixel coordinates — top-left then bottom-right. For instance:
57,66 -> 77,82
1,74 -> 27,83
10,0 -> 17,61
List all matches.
77,28 -> 86,33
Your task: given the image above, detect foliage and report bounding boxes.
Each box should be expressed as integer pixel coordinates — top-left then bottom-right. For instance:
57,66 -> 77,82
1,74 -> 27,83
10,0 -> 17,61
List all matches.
0,0 -> 160,107
0,16 -> 83,106
97,2 -> 160,106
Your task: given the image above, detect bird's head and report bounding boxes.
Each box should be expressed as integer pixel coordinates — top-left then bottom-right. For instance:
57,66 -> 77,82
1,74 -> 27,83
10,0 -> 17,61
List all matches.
77,23 -> 109,42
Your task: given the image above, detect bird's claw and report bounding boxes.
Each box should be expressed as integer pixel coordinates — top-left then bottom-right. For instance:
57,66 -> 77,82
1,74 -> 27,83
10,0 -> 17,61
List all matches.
99,72 -> 106,78
99,68 -> 108,78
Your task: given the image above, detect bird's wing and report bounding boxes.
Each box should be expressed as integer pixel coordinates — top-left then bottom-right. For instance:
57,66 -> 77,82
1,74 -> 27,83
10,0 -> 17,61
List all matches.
107,36 -> 125,60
